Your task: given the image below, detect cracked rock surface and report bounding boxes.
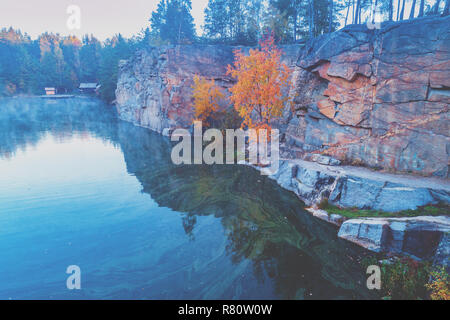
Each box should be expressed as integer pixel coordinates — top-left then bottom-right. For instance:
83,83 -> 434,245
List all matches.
286,16 -> 450,178
265,159 -> 450,212
115,44 -> 299,134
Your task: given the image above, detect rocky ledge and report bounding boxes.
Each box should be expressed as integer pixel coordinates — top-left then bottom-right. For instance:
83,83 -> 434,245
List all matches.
266,158 -> 450,212
305,207 -> 449,267
338,216 -> 449,264
254,158 -> 450,266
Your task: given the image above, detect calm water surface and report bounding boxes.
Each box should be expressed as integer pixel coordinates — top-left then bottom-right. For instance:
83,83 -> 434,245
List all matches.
0,97 -> 376,300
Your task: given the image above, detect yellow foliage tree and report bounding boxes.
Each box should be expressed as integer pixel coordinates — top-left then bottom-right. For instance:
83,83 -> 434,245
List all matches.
191,75 -> 224,127
226,35 -> 292,132
426,266 -> 450,300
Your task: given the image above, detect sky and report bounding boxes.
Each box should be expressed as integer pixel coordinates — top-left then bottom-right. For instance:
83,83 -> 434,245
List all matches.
0,0 -> 424,41
0,0 -> 209,40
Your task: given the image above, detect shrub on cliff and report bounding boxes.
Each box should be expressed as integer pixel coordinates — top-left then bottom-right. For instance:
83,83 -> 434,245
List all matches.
191,75 -> 225,127
227,36 -> 291,134
426,266 -> 450,300
226,34 -> 292,133
363,256 -> 450,300
190,35 -> 292,133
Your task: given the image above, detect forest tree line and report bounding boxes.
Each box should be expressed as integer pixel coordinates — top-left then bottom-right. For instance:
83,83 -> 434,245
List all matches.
1,0 -> 448,101
155,0 -> 449,44
0,29 -> 145,102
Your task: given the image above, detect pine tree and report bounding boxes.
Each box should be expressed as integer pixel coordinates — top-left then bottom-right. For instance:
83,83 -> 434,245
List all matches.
433,0 -> 442,14
399,0 -> 406,20
444,0 -> 450,15
204,0 -> 229,40
269,0 -> 305,42
150,0 -> 196,44
98,34 -> 137,103
389,0 -> 394,20
204,0 -> 264,45
418,0 -> 425,16
410,0 -> 417,18
137,28 -> 152,48
79,35 -> 100,83
309,0 -> 315,37
264,4 -> 292,43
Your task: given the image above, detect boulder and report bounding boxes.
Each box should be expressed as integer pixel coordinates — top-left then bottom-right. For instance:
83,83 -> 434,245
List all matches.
305,207 -> 347,226
338,219 -> 390,252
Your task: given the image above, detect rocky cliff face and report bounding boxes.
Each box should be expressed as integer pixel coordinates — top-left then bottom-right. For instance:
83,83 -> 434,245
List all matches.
116,45 -> 235,133
286,16 -> 450,178
116,17 -> 449,178
116,44 -> 300,134
115,20 -> 450,260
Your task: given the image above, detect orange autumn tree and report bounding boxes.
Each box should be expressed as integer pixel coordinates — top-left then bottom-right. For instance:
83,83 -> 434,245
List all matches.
226,34 -> 292,132
191,75 -> 225,126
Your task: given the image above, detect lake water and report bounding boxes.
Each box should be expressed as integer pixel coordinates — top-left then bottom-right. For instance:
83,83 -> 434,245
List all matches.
0,97 -> 376,300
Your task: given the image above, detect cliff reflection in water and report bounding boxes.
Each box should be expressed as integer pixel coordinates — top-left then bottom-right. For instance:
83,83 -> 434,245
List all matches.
117,113 -> 376,300
0,98 -> 376,299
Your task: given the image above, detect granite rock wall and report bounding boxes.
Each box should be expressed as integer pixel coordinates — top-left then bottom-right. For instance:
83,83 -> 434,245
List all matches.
285,16 -> 450,177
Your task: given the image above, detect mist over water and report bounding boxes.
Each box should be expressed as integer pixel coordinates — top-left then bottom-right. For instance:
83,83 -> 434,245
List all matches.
0,97 -> 376,299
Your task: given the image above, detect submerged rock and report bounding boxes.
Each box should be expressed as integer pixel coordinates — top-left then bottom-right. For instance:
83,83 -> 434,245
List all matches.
305,207 -> 346,226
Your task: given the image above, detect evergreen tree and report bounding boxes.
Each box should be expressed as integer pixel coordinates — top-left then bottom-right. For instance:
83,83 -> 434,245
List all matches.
433,0 -> 442,14
400,0 -> 407,19
137,27 -> 153,48
264,4 -> 292,43
444,0 -> 449,15
419,0 -> 425,16
269,0 -> 304,42
389,0 -> 394,21
0,27 -> 137,99
150,0 -> 196,44
204,0 -> 263,45
98,34 -> 136,103
79,35 -> 100,83
204,0 -> 229,40
40,51 -> 59,88
410,0 -> 417,18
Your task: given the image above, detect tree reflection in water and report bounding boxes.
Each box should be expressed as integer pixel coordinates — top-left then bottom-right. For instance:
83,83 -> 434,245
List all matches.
0,97 -> 378,299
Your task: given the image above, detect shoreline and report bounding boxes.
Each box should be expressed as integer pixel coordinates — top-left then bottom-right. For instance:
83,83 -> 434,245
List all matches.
245,159 -> 450,267
6,95 -> 448,267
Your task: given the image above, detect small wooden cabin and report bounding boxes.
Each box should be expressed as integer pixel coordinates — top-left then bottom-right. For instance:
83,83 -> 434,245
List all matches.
79,83 -> 100,94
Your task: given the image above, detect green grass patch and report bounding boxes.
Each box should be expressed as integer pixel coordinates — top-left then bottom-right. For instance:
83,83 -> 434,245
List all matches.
317,199 -> 450,219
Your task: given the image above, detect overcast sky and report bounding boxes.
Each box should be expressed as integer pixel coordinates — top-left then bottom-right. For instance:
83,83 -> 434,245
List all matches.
0,0 -> 209,40
1,1 -> 423,41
